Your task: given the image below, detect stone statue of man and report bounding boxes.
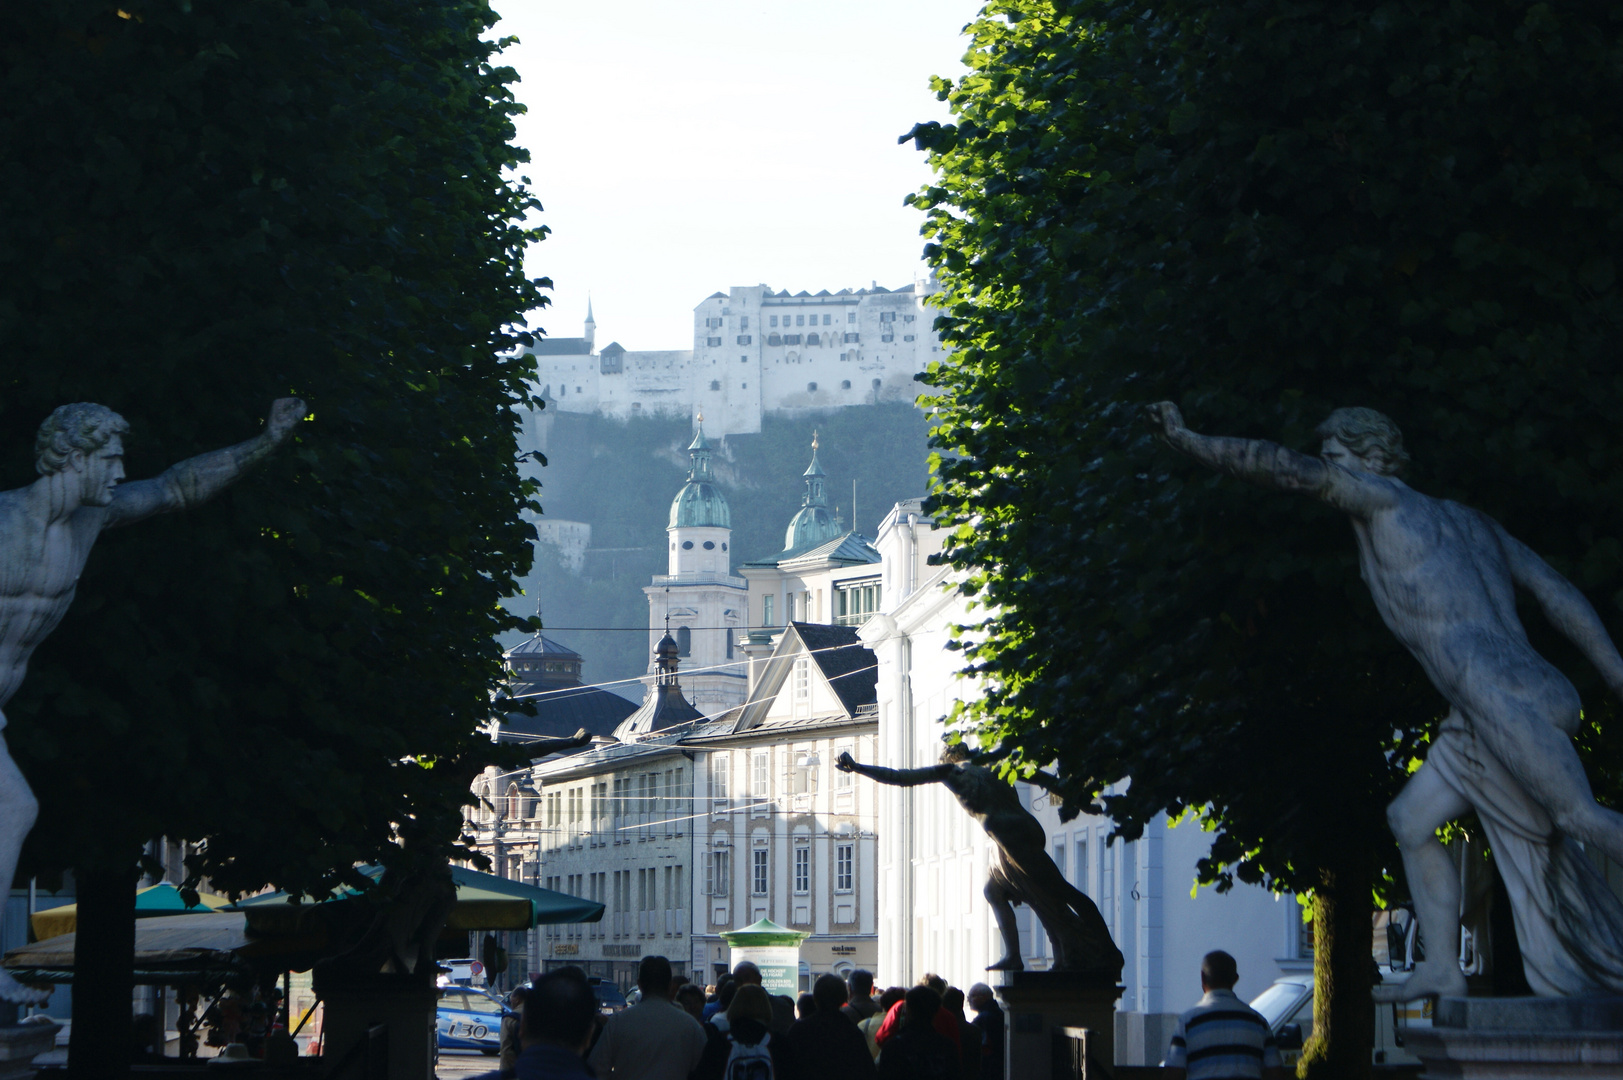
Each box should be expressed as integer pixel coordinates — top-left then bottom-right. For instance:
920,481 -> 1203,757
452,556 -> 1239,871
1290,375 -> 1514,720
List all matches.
1152,401 -> 1623,1000
836,747 -> 1122,976
0,398 -> 304,1003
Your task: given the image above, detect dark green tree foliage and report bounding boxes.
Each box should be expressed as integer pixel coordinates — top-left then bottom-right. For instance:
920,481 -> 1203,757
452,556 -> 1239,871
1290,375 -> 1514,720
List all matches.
913,2 -> 1623,1074
0,1 -> 542,908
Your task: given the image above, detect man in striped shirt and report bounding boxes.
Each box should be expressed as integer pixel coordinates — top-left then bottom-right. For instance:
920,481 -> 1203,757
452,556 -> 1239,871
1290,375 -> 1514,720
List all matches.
1164,951 -> 1288,1080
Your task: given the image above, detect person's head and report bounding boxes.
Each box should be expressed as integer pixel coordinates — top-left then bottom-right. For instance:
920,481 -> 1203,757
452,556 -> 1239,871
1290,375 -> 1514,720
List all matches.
36,402 -> 129,508
797,992 -> 817,1020
942,986 -> 966,1017
523,967 -> 597,1054
507,986 -> 528,1011
919,973 -> 947,996
1316,407 -> 1408,476
732,961 -> 763,987
904,985 -> 941,1030
727,983 -> 773,1027
1200,950 -> 1239,992
676,983 -> 706,1021
967,983 -> 996,1013
669,975 -> 689,999
848,969 -> 874,999
878,986 -> 907,1013
638,955 -> 674,999
813,973 -> 849,1014
718,978 -> 740,1009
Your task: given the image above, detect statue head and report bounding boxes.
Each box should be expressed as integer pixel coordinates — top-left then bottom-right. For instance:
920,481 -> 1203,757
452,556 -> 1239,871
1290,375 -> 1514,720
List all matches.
1316,407 -> 1409,476
940,743 -> 972,765
36,403 -> 129,507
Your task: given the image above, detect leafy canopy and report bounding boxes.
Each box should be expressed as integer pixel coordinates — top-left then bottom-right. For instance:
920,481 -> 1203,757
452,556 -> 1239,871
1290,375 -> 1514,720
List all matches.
0,0 -> 547,896
913,0 -> 1623,896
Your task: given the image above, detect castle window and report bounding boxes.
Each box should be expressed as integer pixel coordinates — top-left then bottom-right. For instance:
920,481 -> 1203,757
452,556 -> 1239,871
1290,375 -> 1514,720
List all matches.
841,380 -> 851,390
807,382 -> 817,392
805,334 -> 819,347
768,334 -> 783,346
707,337 -> 722,346
843,333 -> 859,343
740,316 -> 749,330
736,336 -> 752,345
575,386 -> 581,393
795,315 -> 805,326
848,312 -> 856,323
677,626 -> 692,656
903,335 -> 915,342
822,314 -> 832,325
872,378 -> 882,389
783,334 -> 801,345
741,356 -> 748,363
710,380 -> 721,391
770,315 -> 779,327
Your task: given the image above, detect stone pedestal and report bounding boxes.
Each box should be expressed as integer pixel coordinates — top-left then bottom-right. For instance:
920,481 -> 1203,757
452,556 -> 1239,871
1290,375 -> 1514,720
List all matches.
0,1022 -> 61,1080
1406,995 -> 1623,1078
312,969 -> 437,1080
995,971 -> 1122,1080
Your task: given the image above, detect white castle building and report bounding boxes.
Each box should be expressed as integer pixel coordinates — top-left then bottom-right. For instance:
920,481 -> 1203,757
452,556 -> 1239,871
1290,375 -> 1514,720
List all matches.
525,281 -> 944,436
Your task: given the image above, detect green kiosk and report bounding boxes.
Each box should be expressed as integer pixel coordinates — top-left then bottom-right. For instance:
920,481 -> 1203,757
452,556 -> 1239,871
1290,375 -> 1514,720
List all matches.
719,919 -> 810,996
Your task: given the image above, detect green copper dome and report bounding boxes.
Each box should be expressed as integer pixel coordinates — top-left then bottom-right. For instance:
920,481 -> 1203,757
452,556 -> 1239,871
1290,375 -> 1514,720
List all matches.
783,431 -> 842,549
669,419 -> 731,529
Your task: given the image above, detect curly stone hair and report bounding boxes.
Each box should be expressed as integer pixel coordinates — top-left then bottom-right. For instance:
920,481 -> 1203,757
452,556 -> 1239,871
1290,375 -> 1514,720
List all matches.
35,403 -> 128,476
1315,407 -> 1409,475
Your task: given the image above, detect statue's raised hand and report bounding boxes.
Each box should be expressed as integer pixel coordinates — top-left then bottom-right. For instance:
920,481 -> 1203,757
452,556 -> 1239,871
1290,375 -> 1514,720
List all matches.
1147,401 -> 1185,438
265,397 -> 307,444
835,751 -> 858,773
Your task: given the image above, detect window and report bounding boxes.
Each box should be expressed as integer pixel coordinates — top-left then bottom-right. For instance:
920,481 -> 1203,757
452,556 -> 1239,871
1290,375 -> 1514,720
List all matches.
770,315 -> 779,327
785,592 -> 796,621
807,382 -> 817,392
903,335 -> 915,342
682,540 -> 694,549
710,380 -> 721,391
575,386 -> 582,393
768,334 -> 783,346
740,316 -> 750,329
843,333 -> 859,343
736,335 -> 752,345
795,315 -> 805,326
706,337 -> 722,346
1075,839 -> 1089,893
835,745 -> 854,790
881,333 -> 894,343
794,845 -> 810,893
872,378 -> 882,389
677,626 -> 691,657
794,658 -> 810,700
836,843 -> 854,892
847,312 -> 856,323
707,849 -> 730,897
784,334 -> 801,345
879,311 -> 896,323
705,317 -> 723,328
806,333 -> 820,347
703,540 -> 715,550
753,849 -> 770,895
763,594 -> 775,626
822,314 -> 832,325
710,753 -> 730,799
841,380 -> 851,390
505,783 -> 521,819
752,752 -> 769,798
835,580 -> 882,627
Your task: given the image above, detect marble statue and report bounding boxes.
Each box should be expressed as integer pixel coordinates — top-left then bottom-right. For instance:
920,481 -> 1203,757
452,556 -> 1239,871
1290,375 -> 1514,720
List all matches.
0,398 -> 304,1002
1152,401 -> 1623,1000
836,747 -> 1123,976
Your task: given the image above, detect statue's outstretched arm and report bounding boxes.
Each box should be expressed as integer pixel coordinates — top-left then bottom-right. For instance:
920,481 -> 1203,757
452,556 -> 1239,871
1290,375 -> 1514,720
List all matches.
835,751 -> 953,787
1149,402 -> 1394,516
106,399 -> 305,529
1494,520 -> 1623,696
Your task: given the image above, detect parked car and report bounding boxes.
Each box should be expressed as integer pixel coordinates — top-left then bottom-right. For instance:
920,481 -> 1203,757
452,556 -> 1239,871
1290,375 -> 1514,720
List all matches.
437,957 -> 487,986
589,978 -> 627,1015
436,985 -> 509,1054
1249,974 -> 1429,1073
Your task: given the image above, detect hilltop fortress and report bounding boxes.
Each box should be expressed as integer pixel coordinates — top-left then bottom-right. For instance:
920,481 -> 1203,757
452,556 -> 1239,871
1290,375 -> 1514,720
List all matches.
525,279 -> 943,436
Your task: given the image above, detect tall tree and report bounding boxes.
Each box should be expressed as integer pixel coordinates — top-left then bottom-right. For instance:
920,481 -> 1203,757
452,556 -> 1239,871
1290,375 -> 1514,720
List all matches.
0,1 -> 545,1071
911,2 -> 1623,1076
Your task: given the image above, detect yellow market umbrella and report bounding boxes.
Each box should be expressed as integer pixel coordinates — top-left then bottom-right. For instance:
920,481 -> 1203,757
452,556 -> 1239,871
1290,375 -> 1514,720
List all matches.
30,883 -> 231,942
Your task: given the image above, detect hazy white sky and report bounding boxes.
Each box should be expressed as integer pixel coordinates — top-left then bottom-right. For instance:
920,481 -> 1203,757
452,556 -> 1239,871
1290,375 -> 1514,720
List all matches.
493,0 -> 985,352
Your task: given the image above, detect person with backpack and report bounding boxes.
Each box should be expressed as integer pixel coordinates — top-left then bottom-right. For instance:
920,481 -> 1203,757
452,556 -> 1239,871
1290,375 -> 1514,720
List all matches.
693,983 -> 790,1080
876,987 -> 959,1080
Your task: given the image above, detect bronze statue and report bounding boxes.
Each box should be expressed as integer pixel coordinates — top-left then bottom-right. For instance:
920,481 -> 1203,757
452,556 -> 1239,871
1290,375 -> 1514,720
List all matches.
836,747 -> 1122,976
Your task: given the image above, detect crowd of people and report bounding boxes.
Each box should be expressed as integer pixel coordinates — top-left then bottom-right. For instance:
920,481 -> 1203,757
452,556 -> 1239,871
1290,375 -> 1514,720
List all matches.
480,956 -> 1005,1080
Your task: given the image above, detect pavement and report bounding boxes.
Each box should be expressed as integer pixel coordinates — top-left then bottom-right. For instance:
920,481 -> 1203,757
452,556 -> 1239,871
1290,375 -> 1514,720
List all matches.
436,1047 -> 503,1077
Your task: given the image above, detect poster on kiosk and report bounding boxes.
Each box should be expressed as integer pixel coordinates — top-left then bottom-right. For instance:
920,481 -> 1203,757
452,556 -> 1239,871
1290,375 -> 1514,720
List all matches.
720,919 -> 810,996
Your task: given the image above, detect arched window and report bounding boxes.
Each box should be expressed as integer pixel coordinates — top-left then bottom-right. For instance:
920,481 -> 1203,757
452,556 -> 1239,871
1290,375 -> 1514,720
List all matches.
805,333 -> 820,347
677,625 -> 692,657
807,382 -> 818,392
506,782 -> 522,820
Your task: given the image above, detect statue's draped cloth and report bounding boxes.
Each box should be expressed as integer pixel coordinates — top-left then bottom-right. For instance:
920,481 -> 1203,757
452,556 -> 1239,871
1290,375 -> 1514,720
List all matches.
1428,713 -> 1623,994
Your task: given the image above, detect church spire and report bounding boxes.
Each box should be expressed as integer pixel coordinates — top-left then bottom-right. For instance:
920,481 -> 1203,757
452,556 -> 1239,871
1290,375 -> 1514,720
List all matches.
584,297 -> 596,349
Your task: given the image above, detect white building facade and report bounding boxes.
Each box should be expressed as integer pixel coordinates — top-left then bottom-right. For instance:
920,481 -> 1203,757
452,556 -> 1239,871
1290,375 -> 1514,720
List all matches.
525,280 -> 944,436
859,502 -> 1311,1067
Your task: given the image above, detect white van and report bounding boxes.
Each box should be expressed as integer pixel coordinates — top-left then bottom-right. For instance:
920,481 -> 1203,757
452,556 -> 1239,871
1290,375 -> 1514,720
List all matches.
1248,973 -> 1430,1073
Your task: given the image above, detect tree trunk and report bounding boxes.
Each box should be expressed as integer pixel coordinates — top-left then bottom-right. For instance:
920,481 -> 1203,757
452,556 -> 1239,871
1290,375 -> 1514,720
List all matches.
1298,856 -> 1374,1080
68,863 -> 138,1077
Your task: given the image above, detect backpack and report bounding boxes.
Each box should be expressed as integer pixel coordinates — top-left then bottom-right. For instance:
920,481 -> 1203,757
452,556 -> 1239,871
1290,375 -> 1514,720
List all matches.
724,1031 -> 774,1080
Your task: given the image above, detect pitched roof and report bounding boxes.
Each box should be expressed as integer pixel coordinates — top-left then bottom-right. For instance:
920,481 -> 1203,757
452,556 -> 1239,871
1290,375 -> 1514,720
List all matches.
793,622 -> 879,716
739,531 -> 881,571
506,634 -> 580,660
530,338 -> 592,356
500,685 -> 638,742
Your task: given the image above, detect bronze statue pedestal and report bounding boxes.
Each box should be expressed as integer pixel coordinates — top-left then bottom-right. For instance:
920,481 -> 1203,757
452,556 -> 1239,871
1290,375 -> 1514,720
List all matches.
995,970 -> 1122,1079
1405,995 -> 1623,1078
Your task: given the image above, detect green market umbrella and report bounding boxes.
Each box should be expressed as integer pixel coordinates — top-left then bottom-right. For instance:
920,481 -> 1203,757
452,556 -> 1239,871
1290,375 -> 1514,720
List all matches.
29,883 -> 230,942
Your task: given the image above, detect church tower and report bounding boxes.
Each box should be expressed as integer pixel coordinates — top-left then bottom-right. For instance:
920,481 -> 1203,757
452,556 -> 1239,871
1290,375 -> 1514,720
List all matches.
783,431 -> 843,551
583,298 -> 596,351
644,415 -> 749,713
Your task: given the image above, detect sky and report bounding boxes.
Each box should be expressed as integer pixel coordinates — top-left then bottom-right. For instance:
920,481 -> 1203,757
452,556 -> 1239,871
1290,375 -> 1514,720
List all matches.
493,0 -> 986,352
